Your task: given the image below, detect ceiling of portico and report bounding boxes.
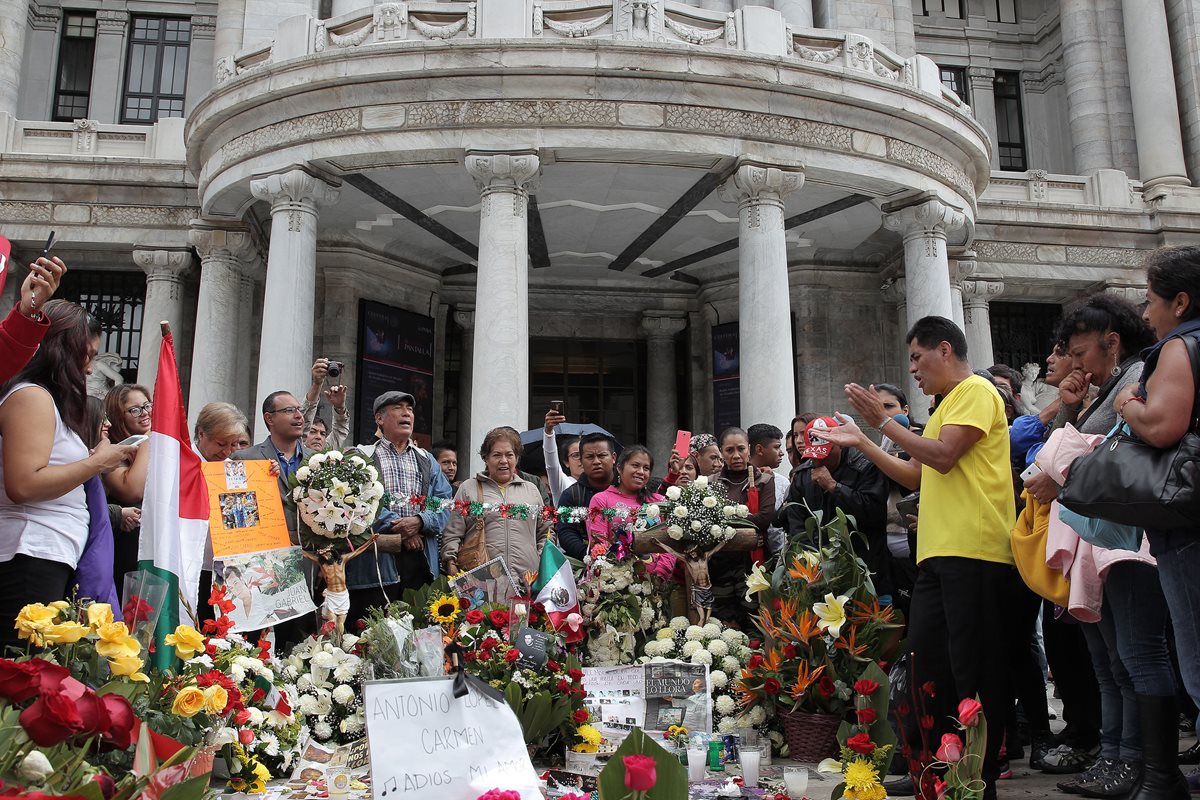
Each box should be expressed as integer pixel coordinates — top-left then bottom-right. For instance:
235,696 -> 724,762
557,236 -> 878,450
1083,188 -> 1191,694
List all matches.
309,148 -> 897,285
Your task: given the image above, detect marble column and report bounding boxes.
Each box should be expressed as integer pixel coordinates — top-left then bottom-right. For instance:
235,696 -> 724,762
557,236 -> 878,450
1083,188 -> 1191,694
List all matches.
1059,0 -> 1116,173
214,0 -> 246,66
0,0 -> 27,117
641,313 -> 687,463
967,67 -> 1001,165
187,222 -> 255,429
962,279 -> 1004,370
464,151 -> 540,475
1121,0 -> 1189,187
881,278 -> 924,422
90,10 -> 130,124
236,262 -> 262,417
720,162 -> 804,432
249,168 -> 339,440
134,248 -> 195,390
453,305 -> 475,466
882,196 -> 966,329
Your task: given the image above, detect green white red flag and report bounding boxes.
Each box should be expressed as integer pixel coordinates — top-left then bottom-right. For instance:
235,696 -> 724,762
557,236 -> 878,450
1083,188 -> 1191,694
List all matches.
531,541 -> 583,643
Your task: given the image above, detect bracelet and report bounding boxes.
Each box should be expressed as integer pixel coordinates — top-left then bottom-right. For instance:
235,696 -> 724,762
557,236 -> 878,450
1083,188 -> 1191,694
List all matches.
876,417 -> 893,433
1117,395 -> 1145,418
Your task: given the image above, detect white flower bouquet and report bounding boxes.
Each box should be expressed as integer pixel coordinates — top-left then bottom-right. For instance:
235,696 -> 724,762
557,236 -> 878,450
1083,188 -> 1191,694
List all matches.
286,634 -> 365,745
578,554 -> 669,666
289,449 -> 384,547
656,475 -> 753,548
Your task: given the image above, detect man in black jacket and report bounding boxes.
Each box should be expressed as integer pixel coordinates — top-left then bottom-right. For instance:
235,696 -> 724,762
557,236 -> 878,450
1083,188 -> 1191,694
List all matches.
784,416 -> 890,595
555,433 -> 617,560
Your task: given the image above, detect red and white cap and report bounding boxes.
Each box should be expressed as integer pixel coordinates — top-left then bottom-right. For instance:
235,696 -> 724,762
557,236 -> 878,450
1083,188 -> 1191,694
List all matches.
802,416 -> 841,460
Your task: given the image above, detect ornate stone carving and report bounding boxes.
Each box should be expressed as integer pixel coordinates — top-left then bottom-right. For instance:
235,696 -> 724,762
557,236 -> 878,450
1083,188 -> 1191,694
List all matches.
879,277 -> 906,306
961,279 -> 1005,304
544,11 -> 612,38
215,57 -> 235,84
410,14 -> 468,40
95,9 -> 129,32
1065,246 -> 1146,267
640,313 -> 687,340
882,198 -> 967,244
846,39 -> 874,72
663,15 -> 723,45
72,119 -> 101,153
219,110 -> 360,166
719,163 -> 805,229
93,206 -> 200,227
967,65 -> 995,90
663,104 -> 855,152
133,250 -> 194,302
406,100 -> 617,129
453,306 -> 475,331
1028,169 -> 1049,201
465,153 -> 541,215
191,15 -> 217,39
615,0 -> 664,41
973,241 -> 1039,263
189,223 -> 257,265
1102,283 -> 1147,304
794,44 -> 842,64
0,201 -> 52,222
885,139 -> 975,203
27,4 -> 61,31
250,169 -> 340,216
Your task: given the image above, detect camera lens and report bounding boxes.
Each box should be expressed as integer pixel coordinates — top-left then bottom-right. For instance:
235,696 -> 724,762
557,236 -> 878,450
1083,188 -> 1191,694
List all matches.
327,362 -> 341,378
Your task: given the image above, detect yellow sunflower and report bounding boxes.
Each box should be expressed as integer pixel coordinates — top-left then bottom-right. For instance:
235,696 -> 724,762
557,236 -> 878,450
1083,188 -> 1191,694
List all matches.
429,594 -> 461,626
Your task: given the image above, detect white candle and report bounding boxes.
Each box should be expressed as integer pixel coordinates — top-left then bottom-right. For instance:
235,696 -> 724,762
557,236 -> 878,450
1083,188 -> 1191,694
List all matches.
739,747 -> 761,788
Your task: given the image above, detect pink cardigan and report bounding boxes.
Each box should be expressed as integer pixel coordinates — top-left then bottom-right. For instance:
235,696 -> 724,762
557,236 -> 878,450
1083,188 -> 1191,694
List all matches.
586,487 -> 676,579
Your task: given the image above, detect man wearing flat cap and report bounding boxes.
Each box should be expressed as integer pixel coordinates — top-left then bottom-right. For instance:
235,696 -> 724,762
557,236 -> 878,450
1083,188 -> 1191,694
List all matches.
345,390 -> 452,624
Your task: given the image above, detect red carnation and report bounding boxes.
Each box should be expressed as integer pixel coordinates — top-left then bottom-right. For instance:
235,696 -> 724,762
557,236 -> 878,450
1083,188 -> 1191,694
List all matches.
465,610 -> 484,625
573,709 -> 589,724
489,610 -> 510,627
504,649 -> 520,663
568,669 -> 584,681
856,707 -> 878,726
847,732 -> 875,755
557,679 -> 571,692
853,678 -> 880,696
763,678 -> 782,696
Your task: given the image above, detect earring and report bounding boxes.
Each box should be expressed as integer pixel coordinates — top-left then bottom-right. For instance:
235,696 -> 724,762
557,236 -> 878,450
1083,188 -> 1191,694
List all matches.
1111,365 -> 1121,377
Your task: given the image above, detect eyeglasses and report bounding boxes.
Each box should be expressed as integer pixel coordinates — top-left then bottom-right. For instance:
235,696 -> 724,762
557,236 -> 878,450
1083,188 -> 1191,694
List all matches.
125,402 -> 153,417
267,406 -> 303,416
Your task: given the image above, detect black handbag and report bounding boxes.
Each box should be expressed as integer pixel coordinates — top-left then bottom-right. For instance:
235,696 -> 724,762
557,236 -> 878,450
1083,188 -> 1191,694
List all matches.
1059,336 -> 1200,531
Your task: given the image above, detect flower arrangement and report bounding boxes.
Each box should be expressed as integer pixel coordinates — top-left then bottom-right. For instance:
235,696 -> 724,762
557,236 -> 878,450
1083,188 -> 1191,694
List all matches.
290,449 -> 385,544
642,617 -> 764,735
595,728 -> 687,800
894,671 -> 988,800
578,553 -> 669,666
736,509 -> 900,718
658,475 -> 751,547
816,664 -> 895,800
285,635 -> 365,745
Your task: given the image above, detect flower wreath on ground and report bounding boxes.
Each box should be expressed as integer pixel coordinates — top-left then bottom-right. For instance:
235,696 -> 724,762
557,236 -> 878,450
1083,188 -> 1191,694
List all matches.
285,634 -> 365,746
641,617 -> 768,737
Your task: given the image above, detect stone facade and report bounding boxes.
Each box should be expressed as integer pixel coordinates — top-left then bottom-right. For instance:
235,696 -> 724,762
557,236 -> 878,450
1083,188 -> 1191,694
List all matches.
2,0 -> 1200,457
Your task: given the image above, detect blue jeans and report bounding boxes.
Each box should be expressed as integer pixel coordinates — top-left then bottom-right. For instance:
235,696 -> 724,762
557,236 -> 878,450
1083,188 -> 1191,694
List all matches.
1152,536 -> 1200,725
1104,560 -> 1175,697
1082,621 -> 1140,760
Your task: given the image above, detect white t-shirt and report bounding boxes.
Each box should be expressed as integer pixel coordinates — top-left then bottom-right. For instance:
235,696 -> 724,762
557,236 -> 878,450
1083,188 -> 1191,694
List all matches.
0,383 -> 91,567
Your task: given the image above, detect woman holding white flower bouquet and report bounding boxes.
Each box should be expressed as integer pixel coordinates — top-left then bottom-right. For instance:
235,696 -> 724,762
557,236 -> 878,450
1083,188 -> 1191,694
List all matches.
585,446 -> 670,571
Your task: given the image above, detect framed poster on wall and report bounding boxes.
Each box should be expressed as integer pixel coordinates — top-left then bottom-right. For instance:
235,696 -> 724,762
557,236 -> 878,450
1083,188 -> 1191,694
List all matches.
711,321 -> 739,432
354,299 -> 435,447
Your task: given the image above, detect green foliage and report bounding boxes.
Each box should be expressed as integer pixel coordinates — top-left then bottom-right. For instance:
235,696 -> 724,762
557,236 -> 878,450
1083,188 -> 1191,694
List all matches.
597,728 -> 688,800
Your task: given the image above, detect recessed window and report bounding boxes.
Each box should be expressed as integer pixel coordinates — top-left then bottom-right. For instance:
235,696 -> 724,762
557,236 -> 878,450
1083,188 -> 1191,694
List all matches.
993,71 -> 1027,171
939,66 -> 968,104
52,12 -> 96,121
920,0 -> 963,17
120,16 -> 190,124
59,270 -> 146,381
986,0 -> 1018,23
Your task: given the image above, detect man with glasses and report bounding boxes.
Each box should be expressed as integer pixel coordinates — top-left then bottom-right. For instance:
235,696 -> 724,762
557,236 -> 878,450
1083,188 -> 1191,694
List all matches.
555,432 -> 618,559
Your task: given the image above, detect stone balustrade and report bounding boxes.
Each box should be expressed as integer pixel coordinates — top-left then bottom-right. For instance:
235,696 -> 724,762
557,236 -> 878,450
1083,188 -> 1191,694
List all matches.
981,168 -> 1143,208
0,113 -> 186,160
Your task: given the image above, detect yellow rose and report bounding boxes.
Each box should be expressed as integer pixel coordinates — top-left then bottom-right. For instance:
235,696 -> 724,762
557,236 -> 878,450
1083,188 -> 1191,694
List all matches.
87,603 -> 114,630
95,622 -> 141,659
164,625 -> 205,661
203,685 -> 228,714
108,655 -> 150,683
15,604 -> 59,643
48,600 -> 71,611
172,686 -> 207,718
43,621 -> 89,644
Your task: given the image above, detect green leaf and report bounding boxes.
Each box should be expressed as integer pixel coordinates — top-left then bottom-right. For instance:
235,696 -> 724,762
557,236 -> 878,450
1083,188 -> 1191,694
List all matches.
97,680 -> 143,700
597,728 -> 688,800
159,773 -> 212,800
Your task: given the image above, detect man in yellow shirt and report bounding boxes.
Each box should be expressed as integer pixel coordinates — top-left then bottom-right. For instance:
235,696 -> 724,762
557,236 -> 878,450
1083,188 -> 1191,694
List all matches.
819,316 -> 1016,800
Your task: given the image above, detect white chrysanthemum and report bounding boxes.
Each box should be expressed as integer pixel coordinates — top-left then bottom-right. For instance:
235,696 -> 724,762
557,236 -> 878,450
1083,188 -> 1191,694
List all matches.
643,640 -> 661,657
313,721 -> 333,740
721,629 -> 746,646
670,616 -> 690,631
297,674 -> 313,691
332,684 -> 355,705
690,649 -> 713,666
656,628 -> 674,641
311,651 -> 337,670
684,625 -> 704,641
707,639 -> 729,657
297,695 -> 319,715
717,716 -> 737,734
748,705 -> 767,726
721,656 -> 741,674
658,639 -> 676,655
702,622 -> 722,637
714,695 -> 736,715
710,670 -> 728,689
681,640 -> 703,657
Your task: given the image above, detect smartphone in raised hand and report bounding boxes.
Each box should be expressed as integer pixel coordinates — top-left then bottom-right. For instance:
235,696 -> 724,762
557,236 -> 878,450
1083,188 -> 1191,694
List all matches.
674,430 -> 692,457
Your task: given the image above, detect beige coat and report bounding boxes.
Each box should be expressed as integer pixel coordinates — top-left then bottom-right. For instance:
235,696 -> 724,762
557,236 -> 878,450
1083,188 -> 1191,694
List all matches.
440,472 -> 553,580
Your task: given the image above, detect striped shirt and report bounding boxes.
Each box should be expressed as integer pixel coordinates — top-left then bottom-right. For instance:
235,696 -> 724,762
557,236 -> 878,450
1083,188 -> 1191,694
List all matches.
375,439 -> 422,517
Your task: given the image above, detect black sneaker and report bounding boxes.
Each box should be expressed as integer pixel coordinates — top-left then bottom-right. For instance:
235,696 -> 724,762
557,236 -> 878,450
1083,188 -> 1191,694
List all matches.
1076,758 -> 1140,798
1058,758 -> 1113,795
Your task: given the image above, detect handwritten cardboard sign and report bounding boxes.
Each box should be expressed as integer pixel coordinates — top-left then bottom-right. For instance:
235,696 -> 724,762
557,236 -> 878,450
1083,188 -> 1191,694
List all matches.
201,460 -> 291,558
364,677 -> 540,800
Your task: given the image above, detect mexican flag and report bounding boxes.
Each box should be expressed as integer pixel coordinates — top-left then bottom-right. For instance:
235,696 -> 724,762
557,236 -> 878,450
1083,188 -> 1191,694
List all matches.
531,541 -> 583,643
138,323 -> 210,670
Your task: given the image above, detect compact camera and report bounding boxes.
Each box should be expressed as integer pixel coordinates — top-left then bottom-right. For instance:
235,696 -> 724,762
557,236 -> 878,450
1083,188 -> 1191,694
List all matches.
326,359 -> 344,378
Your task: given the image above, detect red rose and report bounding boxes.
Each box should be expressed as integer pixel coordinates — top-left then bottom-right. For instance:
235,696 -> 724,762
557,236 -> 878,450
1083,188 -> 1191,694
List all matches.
782,645 -> 797,660
557,679 -> 572,692
234,709 -> 252,725
504,649 -> 520,663
568,669 -> 584,681
0,659 -> 43,704
464,651 -> 477,662
623,755 -> 657,792
459,597 -> 470,609
920,681 -> 936,697
98,693 -> 135,750
856,707 -> 878,726
477,650 -> 491,662
239,728 -> 254,745
818,675 -> 836,698
763,678 -> 782,696
853,679 -> 880,696
489,610 -> 510,627
480,638 -> 499,651
747,655 -> 765,670
573,709 -> 589,724
122,595 -> 155,627
465,610 -> 484,625
936,733 -> 963,763
847,732 -> 875,755
547,660 -> 560,672
957,697 -> 983,727
896,702 -> 911,717
356,619 -> 367,631
29,659 -> 69,693
20,690 -> 85,746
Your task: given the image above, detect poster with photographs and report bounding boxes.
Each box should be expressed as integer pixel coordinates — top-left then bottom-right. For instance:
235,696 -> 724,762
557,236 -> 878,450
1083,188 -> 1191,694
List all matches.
201,460 -> 291,558
449,556 -> 520,609
220,546 -> 316,633
582,662 -> 711,742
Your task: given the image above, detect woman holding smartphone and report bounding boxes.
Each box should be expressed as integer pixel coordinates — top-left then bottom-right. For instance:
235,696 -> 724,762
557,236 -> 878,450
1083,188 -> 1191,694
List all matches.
0,301 -> 136,647
103,383 -> 153,586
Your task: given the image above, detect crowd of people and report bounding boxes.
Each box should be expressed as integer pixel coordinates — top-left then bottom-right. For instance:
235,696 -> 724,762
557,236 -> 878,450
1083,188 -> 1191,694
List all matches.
1,243 -> 1199,800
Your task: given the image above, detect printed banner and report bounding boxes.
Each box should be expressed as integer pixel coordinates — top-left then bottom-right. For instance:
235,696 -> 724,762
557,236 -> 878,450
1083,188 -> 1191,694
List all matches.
201,460 -> 291,558
219,546 -> 316,633
354,299 -> 435,448
712,322 -> 740,432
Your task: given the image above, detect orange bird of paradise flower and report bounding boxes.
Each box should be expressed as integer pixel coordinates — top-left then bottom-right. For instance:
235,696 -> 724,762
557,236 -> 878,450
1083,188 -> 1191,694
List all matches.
787,557 -> 822,585
788,660 -> 827,700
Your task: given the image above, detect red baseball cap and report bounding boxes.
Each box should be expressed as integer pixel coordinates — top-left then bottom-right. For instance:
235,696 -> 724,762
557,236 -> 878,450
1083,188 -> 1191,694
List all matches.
802,416 -> 841,460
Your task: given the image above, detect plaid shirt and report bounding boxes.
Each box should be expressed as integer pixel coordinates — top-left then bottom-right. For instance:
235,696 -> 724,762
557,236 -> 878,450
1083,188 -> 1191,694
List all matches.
375,439 -> 423,518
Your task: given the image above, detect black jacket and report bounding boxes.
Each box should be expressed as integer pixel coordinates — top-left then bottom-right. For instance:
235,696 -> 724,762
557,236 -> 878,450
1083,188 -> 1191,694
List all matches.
556,480 -> 608,560
783,448 -> 888,541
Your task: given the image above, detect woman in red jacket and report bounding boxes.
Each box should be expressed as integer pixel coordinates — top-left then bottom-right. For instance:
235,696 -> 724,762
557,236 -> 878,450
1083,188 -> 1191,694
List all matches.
0,253 -> 66,383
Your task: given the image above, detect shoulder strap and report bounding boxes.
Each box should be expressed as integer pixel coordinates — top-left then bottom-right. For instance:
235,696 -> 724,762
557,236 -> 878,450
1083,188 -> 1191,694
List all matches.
1184,335 -> 1200,432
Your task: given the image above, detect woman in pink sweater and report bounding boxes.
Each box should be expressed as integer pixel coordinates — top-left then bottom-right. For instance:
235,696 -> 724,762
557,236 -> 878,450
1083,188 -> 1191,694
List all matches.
586,446 -> 675,577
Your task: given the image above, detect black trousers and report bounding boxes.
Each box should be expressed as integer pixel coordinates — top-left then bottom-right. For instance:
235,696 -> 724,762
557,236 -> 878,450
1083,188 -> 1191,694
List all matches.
908,557 -> 1016,800
1005,581 -> 1052,747
1043,601 -> 1101,748
0,555 -> 74,654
